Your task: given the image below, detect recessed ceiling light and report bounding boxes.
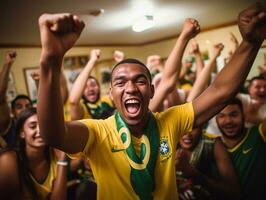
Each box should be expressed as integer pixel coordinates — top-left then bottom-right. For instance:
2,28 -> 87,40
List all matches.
132,15 -> 155,32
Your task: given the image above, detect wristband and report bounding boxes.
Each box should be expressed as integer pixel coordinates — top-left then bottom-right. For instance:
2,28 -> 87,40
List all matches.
57,161 -> 68,166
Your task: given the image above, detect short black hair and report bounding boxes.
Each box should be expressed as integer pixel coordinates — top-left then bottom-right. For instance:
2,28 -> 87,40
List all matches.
88,75 -> 100,86
249,75 -> 266,86
11,95 -> 32,110
226,97 -> 243,112
111,58 -> 152,82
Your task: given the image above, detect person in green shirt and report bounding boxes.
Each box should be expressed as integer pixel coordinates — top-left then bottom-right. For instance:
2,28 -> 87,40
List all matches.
216,97 -> 266,200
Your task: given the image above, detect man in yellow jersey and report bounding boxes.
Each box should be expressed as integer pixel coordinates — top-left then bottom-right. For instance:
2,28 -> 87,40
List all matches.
37,3 -> 266,200
216,98 -> 266,200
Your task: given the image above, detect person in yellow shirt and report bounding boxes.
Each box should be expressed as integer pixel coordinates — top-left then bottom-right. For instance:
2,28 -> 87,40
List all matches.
37,3 -> 266,200
0,107 -> 67,200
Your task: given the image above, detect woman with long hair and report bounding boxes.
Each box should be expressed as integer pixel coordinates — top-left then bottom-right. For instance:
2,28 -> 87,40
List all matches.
0,107 -> 67,199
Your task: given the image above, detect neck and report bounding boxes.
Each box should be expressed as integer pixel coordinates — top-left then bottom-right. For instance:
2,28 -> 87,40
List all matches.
128,113 -> 150,138
26,145 -> 46,163
128,125 -> 144,138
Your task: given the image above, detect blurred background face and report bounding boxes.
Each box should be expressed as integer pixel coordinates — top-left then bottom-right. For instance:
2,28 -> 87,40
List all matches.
20,114 -> 45,148
248,79 -> 266,102
179,128 -> 201,150
216,104 -> 244,139
186,71 -> 196,82
12,98 -> 32,119
83,78 -> 100,103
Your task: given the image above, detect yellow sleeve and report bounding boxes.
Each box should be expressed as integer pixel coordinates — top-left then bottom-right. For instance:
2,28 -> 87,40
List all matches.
101,95 -> 114,107
68,117 -> 114,159
156,102 -> 194,143
81,101 -> 92,119
63,98 -> 71,122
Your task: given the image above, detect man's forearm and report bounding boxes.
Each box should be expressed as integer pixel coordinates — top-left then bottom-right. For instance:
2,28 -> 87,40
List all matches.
162,33 -> 191,90
187,54 -> 217,102
211,41 -> 261,100
193,168 -> 240,200
194,51 -> 204,76
38,57 -> 66,148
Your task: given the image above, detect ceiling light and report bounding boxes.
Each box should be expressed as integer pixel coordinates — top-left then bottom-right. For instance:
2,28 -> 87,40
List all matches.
132,15 -> 154,32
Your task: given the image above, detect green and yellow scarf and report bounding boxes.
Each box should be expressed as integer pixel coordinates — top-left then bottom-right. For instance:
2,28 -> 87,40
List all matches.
82,97 -> 115,119
114,112 -> 160,200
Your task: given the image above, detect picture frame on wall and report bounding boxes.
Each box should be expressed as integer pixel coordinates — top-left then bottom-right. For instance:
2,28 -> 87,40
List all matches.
63,56 -> 76,68
78,56 -> 89,67
23,67 -> 39,103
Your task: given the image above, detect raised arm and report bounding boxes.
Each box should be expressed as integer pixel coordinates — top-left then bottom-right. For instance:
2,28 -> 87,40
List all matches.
176,138 -> 240,200
179,60 -> 193,81
37,13 -> 88,153
113,50 -> 125,63
30,69 -> 68,105
69,49 -> 100,120
30,70 -> 40,88
225,32 -> 239,64
193,3 -> 266,127
190,40 -> 204,76
187,43 -> 224,102
0,52 -> 16,135
149,18 -> 200,111
50,149 -> 67,200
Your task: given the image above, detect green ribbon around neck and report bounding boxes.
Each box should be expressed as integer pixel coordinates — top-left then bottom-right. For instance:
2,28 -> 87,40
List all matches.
115,112 -> 160,200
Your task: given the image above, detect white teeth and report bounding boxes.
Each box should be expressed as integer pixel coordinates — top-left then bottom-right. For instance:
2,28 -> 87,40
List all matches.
125,99 -> 139,104
183,139 -> 191,144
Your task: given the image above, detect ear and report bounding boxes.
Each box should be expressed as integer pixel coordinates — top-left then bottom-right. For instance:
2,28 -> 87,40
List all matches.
20,131 -> 25,139
150,84 -> 155,99
109,83 -> 114,101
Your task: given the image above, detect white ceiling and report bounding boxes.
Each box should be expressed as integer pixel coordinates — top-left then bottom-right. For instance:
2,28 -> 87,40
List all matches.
0,0 -> 260,47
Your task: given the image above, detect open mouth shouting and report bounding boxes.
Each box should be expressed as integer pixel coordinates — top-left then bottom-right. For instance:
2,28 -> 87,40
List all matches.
256,93 -> 266,101
124,98 -> 141,118
85,91 -> 99,103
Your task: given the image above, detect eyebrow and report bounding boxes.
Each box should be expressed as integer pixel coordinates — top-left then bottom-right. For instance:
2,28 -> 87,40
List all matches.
112,73 -> 149,82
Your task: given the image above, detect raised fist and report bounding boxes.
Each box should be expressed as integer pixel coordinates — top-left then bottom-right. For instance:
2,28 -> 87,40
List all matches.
5,51 -> 16,65
181,18 -> 200,39
90,49 -> 101,62
39,13 -> 85,61
113,50 -> 125,63
211,43 -> 224,58
189,40 -> 200,55
238,3 -> 266,44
